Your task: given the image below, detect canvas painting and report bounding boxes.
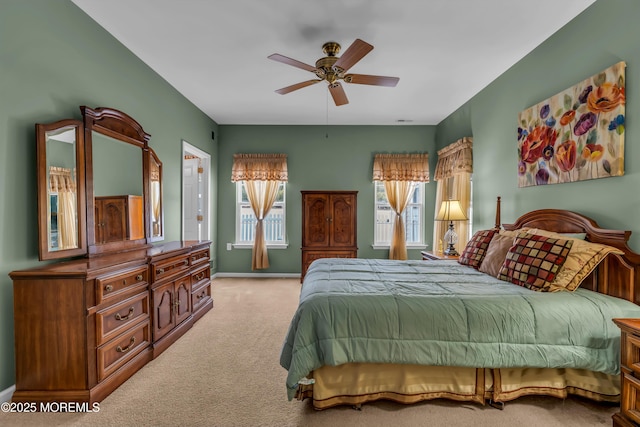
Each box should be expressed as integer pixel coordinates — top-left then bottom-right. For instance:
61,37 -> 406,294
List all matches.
517,61 -> 626,187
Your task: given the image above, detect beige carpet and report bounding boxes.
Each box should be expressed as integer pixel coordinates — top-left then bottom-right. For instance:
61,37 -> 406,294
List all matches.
0,277 -> 618,426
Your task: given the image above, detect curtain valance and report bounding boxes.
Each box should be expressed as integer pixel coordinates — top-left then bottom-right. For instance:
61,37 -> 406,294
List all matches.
434,137 -> 473,181
372,153 -> 430,182
49,166 -> 76,192
231,154 -> 288,182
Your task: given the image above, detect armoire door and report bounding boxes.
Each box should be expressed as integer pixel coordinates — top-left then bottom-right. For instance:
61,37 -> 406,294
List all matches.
329,193 -> 357,248
302,193 -> 330,247
96,197 -> 127,243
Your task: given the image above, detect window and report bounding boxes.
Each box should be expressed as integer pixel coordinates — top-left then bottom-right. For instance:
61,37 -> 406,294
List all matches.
374,181 -> 424,246
235,181 -> 286,245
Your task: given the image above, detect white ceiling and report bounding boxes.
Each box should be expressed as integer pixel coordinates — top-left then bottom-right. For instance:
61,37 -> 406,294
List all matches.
71,0 -> 596,126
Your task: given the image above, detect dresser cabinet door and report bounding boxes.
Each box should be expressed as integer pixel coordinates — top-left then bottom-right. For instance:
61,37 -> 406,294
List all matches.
174,276 -> 192,325
152,282 -> 175,341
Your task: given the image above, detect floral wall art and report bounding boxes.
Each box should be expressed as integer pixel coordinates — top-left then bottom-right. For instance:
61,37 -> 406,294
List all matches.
517,61 -> 626,187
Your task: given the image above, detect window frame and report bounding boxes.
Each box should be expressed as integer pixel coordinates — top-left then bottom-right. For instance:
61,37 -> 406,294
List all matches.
234,181 -> 287,249
373,181 -> 426,249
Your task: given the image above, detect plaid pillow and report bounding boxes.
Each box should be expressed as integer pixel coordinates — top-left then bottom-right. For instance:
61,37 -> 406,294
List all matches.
498,232 -> 573,291
458,229 -> 498,269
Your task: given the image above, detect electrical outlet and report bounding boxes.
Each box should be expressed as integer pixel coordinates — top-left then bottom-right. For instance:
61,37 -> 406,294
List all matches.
226,243 -> 232,251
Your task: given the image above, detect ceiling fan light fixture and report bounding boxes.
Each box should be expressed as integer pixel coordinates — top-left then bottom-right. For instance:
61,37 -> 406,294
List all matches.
268,38 -> 399,106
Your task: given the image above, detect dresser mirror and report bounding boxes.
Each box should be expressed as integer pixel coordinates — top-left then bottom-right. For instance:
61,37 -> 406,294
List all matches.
35,107 -> 164,259
36,119 -> 87,260
148,148 -> 164,241
82,106 -> 163,255
91,131 -> 144,246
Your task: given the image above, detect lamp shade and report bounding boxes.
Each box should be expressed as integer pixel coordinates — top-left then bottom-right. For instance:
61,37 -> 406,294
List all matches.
435,200 -> 467,221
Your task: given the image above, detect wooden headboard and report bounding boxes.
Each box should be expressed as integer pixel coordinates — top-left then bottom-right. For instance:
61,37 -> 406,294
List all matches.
500,202 -> 640,305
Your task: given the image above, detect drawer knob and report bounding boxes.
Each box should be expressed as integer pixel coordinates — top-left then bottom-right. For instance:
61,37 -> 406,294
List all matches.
116,336 -> 136,353
105,284 -> 113,292
157,268 -> 165,274
136,274 -> 143,281
114,307 -> 135,321
195,272 -> 205,281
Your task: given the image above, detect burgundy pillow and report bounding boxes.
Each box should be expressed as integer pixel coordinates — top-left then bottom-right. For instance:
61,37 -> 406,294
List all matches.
497,232 -> 573,292
458,229 -> 498,269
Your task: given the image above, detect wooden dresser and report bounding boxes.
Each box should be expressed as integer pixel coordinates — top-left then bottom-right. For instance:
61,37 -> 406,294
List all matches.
301,191 -> 357,280
613,318 -> 640,426
10,240 -> 212,405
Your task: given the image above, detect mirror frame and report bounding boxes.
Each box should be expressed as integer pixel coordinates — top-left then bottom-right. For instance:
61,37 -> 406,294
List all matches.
36,119 -> 87,260
82,106 -> 159,256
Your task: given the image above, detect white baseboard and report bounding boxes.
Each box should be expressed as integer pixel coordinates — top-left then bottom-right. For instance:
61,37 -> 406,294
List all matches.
212,272 -> 300,279
0,385 -> 15,403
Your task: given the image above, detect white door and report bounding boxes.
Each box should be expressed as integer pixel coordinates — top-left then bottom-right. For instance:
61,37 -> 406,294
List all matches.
182,140 -> 210,241
183,156 -> 200,240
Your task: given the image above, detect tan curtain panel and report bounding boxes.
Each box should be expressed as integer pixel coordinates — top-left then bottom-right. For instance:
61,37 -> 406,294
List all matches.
373,153 -> 428,260
433,137 -> 473,181
384,181 -> 415,260
231,154 -> 288,270
49,166 -> 77,250
433,173 -> 472,254
372,153 -> 430,182
231,154 -> 288,182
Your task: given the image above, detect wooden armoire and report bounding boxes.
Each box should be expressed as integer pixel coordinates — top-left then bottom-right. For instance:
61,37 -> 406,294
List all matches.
301,191 -> 358,280
94,195 -> 144,243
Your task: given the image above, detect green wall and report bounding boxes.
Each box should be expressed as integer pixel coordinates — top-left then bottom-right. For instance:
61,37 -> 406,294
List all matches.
0,1 -> 218,391
437,0 -> 640,250
217,125 -> 436,273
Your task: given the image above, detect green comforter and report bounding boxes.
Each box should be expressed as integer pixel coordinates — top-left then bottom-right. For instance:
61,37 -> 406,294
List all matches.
280,258 -> 640,399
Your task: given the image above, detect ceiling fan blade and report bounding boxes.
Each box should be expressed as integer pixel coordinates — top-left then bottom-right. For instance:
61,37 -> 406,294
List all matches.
332,39 -> 373,73
268,53 -> 317,73
344,74 -> 399,87
328,82 -> 349,106
275,79 -> 322,95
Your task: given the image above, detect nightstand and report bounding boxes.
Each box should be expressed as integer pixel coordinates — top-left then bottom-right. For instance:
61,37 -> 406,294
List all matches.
613,318 -> 640,427
421,251 -> 459,261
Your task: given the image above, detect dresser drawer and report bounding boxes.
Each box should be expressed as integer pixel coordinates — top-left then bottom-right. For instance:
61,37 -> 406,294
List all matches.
97,320 -> 150,382
191,282 -> 211,313
152,254 -> 190,283
190,248 -> 210,266
191,265 -> 210,287
96,291 -> 150,346
96,266 -> 148,305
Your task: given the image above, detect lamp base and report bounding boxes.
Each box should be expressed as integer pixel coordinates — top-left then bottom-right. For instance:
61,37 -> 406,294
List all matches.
443,245 -> 459,256
443,221 -> 459,256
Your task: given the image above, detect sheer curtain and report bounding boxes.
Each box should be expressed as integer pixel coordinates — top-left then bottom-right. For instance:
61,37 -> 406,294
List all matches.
49,166 -> 77,250
231,154 -> 288,270
433,138 -> 473,253
373,153 -> 429,260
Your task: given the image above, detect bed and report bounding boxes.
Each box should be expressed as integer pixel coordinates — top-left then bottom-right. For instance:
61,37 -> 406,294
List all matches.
280,203 -> 640,409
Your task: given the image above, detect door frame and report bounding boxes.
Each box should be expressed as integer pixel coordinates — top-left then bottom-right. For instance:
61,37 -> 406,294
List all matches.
181,140 -> 211,241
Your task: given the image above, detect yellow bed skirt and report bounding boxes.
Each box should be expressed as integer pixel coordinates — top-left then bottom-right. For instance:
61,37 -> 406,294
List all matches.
295,363 -> 620,410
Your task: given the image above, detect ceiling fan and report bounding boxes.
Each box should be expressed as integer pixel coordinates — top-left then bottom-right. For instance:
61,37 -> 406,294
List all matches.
268,39 -> 399,106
